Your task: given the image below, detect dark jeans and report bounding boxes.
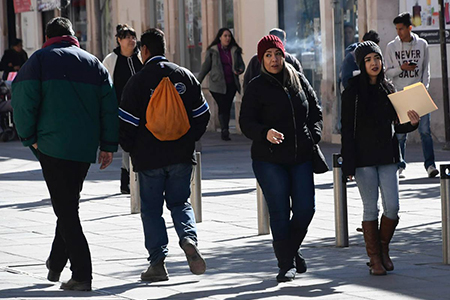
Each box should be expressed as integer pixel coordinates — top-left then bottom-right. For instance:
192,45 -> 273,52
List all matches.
210,83 -> 237,130
39,152 -> 92,282
252,160 -> 316,241
138,163 -> 197,265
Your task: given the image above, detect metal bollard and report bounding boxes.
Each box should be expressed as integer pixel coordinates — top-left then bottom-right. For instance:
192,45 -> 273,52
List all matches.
441,164 -> 450,264
191,152 -> 202,223
257,182 -> 270,235
333,153 -> 349,247
130,158 -> 140,214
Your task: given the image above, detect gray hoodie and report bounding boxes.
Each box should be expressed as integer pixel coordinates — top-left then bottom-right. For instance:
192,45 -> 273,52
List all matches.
385,32 -> 430,91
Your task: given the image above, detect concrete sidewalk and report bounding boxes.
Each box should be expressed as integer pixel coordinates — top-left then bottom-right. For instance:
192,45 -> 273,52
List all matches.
1,131 -> 450,300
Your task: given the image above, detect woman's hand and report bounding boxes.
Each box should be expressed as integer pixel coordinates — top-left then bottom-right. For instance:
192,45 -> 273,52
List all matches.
407,110 -> 420,126
267,129 -> 284,144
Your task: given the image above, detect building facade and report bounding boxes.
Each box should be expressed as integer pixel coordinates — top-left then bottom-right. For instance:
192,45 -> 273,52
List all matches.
1,0 -> 448,142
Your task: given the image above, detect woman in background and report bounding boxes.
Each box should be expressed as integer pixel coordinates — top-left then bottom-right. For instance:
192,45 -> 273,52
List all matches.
198,28 -> 245,141
103,24 -> 143,194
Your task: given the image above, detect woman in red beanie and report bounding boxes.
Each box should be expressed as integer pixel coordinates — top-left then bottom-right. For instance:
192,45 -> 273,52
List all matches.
240,35 -> 323,282
198,28 -> 245,140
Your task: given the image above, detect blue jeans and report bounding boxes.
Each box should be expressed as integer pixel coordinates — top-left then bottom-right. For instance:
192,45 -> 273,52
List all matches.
252,160 -> 315,241
138,163 -> 197,265
397,113 -> 436,170
354,164 -> 399,221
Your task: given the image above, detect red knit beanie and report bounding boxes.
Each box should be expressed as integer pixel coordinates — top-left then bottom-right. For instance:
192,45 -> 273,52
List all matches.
257,35 -> 285,62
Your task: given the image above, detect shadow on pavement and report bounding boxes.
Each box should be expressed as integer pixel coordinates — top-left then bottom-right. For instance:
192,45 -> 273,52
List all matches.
98,226 -> 444,299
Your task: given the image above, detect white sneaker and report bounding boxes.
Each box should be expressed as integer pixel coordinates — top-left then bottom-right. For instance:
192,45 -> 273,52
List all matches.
427,165 -> 439,178
398,168 -> 405,179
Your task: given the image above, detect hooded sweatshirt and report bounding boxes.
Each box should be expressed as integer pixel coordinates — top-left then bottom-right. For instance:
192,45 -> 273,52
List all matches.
384,32 -> 430,91
103,47 -> 142,104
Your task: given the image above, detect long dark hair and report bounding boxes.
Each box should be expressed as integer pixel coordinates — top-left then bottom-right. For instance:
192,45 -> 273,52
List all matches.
357,55 -> 397,122
358,58 -> 395,94
207,28 -> 242,52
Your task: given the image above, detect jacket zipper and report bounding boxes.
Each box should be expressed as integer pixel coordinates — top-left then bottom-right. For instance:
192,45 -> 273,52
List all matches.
283,87 -> 298,162
127,57 -> 136,75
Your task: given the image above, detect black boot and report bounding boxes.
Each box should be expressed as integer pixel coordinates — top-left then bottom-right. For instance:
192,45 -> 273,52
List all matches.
290,228 -> 308,273
273,240 -> 296,282
120,168 -> 130,194
218,114 -> 231,141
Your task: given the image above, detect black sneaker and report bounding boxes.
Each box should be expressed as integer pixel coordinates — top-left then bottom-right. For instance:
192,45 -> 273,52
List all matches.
276,267 -> 296,282
46,259 -> 61,282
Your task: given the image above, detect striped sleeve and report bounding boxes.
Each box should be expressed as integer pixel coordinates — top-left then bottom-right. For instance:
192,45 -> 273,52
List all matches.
119,107 -> 140,126
192,98 -> 209,118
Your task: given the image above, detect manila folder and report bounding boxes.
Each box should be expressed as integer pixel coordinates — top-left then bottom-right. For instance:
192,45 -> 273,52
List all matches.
387,82 -> 438,124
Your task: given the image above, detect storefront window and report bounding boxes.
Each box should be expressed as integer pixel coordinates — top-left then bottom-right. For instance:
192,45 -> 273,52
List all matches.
148,0 -> 164,32
221,0 -> 234,29
183,0 -> 202,74
278,0 -> 321,92
61,0 -> 87,49
344,0 -> 358,49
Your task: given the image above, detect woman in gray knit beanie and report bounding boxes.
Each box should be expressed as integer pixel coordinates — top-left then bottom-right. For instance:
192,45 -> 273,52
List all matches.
341,40 -> 420,276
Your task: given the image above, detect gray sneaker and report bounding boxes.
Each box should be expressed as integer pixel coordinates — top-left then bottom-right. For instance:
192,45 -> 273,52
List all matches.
427,165 -> 439,178
181,238 -> 206,275
141,261 -> 169,282
60,278 -> 92,291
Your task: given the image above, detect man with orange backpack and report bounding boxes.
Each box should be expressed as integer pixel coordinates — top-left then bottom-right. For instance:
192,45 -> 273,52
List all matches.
119,28 -> 210,282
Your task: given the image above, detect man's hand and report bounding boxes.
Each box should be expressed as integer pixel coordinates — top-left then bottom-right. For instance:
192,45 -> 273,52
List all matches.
32,143 -> 38,149
401,62 -> 416,71
98,151 -> 113,170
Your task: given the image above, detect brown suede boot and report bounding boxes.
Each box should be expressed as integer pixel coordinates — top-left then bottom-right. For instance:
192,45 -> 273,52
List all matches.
362,220 -> 386,276
379,215 -> 399,271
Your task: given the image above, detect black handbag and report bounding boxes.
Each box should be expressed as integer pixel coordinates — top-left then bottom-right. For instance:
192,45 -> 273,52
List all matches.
306,127 -> 330,174
312,144 -> 330,174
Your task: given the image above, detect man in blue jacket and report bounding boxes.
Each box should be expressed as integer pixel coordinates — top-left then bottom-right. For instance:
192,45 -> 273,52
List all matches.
119,28 -> 210,282
12,17 -> 118,291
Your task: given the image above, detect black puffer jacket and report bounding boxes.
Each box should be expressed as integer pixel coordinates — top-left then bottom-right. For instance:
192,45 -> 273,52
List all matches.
119,56 -> 210,171
341,75 -> 418,176
239,67 -> 323,165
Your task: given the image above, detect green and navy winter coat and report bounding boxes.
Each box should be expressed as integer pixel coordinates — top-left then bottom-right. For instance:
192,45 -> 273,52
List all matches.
12,36 -> 119,163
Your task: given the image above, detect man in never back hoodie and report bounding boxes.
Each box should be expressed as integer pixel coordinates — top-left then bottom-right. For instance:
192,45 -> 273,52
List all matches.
384,12 -> 438,179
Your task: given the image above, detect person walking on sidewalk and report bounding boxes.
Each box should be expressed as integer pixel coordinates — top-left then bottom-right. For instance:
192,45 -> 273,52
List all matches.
341,41 -> 419,276
197,28 -> 245,141
240,35 -> 322,282
11,17 -> 119,291
385,12 -> 438,178
103,24 -> 143,194
119,28 -> 210,282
